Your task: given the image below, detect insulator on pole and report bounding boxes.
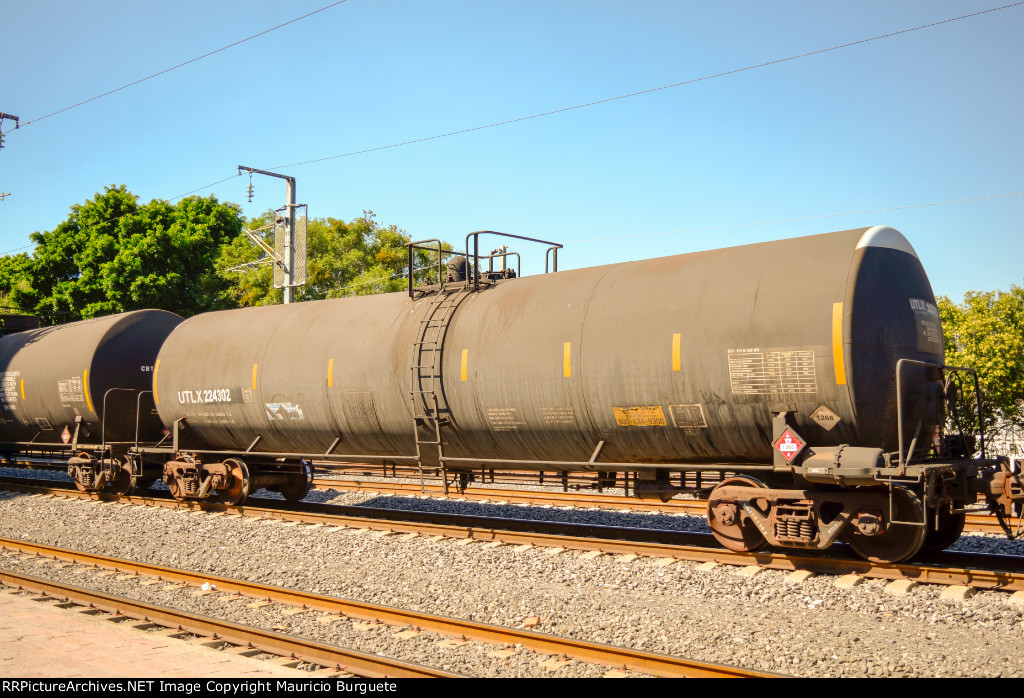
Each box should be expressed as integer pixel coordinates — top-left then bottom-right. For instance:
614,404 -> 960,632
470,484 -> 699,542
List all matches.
0,113 -> 18,150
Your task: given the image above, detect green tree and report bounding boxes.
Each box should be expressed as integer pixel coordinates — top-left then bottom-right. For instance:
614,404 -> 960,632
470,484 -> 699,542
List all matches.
938,287 -> 1024,448
11,185 -> 243,319
0,252 -> 31,312
218,210 -> 445,305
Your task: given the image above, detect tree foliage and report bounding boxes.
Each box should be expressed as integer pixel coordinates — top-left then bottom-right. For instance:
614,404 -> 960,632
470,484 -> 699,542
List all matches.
1,186 -> 449,321
0,252 -> 31,313
8,185 -> 243,319
938,287 -> 1024,446
218,210 -> 443,306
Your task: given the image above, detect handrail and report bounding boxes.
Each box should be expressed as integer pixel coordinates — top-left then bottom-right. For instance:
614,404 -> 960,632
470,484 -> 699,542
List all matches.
405,238 -> 447,298
101,388 -> 135,451
487,250 -> 521,278
406,231 -> 563,296
545,246 -> 559,273
465,231 -> 563,292
135,390 -> 155,448
895,358 -> 984,470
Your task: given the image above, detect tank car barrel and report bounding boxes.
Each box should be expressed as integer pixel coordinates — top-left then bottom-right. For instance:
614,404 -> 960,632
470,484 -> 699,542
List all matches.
153,226 -> 946,472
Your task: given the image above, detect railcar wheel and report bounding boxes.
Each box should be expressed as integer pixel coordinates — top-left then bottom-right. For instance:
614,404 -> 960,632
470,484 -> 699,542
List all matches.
920,503 -> 966,553
844,487 -> 927,563
110,456 -> 141,495
280,464 -> 313,503
110,460 -> 134,496
707,476 -> 769,552
216,458 -> 251,506
166,475 -> 185,501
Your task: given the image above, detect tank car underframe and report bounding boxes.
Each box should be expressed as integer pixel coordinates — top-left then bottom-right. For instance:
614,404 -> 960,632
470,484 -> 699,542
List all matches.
0,437 -> 144,497
0,386 -> 171,496
703,459 -> 1017,563
129,392 -> 1024,565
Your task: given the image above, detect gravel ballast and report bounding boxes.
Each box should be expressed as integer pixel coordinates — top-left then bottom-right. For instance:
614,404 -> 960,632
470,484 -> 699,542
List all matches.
2,486 -> 1024,678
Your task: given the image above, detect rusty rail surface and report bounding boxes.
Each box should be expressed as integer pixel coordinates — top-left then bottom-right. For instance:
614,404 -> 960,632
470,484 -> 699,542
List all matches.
2,478 -> 1023,591
0,540 -> 776,678
0,567 -> 458,678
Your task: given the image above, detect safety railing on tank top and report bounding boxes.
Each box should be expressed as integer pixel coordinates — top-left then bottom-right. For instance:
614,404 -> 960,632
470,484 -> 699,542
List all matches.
405,232 -> 563,298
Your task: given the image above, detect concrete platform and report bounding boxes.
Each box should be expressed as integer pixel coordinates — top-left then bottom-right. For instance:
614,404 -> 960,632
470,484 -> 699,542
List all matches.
0,589 -> 331,678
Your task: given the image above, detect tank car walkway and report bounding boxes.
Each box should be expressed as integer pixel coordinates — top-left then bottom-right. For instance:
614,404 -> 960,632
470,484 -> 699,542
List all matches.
0,589 -> 316,678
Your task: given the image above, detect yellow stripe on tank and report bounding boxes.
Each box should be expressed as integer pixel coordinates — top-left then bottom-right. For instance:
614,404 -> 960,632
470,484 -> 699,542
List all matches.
328,358 -> 334,387
153,359 -> 161,405
832,302 -> 847,386
672,333 -> 682,372
563,342 -> 572,378
461,349 -> 469,382
19,379 -> 24,400
252,363 -> 259,390
83,370 -> 94,412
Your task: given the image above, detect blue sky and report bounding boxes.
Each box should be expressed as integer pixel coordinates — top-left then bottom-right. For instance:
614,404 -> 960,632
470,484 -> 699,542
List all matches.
1,1 -> 1021,299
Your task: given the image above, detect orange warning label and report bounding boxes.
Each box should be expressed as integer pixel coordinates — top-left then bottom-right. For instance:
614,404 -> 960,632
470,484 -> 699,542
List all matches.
613,406 -> 667,427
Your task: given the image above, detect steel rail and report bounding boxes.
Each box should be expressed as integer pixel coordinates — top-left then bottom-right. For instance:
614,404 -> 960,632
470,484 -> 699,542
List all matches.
3,478 -> 1024,590
314,476 -> 707,512
0,539 -> 776,678
0,568 -> 459,679
0,476 -> 712,547
313,476 -> 1007,533
1,466 -> 1006,531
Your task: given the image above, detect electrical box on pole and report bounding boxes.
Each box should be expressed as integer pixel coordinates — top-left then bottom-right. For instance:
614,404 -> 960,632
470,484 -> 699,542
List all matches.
273,203 -> 307,289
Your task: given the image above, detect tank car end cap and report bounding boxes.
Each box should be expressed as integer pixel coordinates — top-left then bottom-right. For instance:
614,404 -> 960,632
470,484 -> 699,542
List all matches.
855,226 -> 918,259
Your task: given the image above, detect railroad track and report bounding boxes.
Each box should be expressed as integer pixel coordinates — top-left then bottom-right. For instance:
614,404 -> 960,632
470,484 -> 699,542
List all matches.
313,475 -> 1008,534
0,568 -> 455,678
3,476 -> 1024,592
0,538 -> 776,678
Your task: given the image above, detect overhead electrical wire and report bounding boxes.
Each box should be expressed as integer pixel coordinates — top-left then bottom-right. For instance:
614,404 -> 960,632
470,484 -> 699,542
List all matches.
16,1 -> 350,127
167,0 -> 1024,202
266,1 -> 1024,171
173,175 -> 242,201
0,244 -> 32,256
5,2 -> 1024,259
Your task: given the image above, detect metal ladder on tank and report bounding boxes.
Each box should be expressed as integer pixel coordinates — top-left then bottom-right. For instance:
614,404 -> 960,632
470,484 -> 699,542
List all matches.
409,289 -> 469,494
